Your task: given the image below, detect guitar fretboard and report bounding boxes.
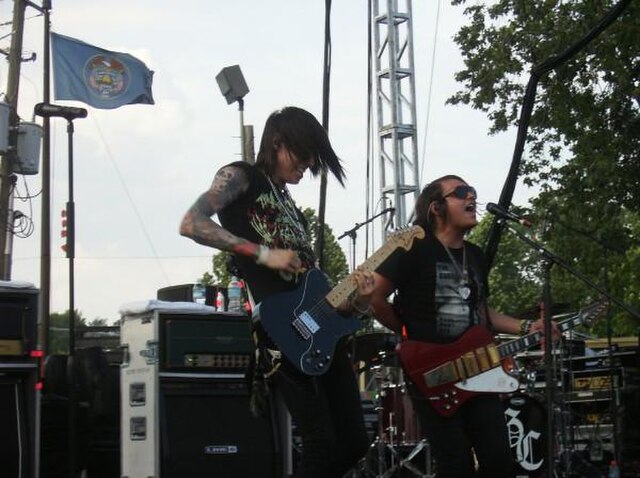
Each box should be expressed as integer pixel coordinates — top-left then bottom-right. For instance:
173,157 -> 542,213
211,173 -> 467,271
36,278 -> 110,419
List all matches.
325,226 -> 424,308
497,305 -> 603,359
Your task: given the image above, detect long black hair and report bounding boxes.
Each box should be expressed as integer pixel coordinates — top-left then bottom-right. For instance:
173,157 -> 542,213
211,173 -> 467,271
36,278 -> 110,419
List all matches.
413,174 -> 466,233
255,106 -> 346,185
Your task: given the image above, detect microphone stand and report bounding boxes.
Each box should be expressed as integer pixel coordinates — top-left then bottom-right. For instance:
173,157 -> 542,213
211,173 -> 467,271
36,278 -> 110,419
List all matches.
337,208 -> 394,271
496,219 -> 640,478
65,117 -> 79,478
34,103 -> 87,478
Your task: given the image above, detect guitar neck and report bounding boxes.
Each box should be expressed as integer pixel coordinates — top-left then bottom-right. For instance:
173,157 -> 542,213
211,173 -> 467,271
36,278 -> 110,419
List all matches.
497,313 -> 586,359
325,233 -> 411,308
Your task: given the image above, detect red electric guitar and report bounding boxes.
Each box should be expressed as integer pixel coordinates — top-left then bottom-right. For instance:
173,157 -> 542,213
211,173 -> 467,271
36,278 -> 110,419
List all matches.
396,301 -> 605,416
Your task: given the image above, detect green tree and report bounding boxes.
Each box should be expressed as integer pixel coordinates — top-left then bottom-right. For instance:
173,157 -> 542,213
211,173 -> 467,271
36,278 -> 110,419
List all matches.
302,207 -> 349,286
49,310 -> 88,354
467,212 -> 541,318
211,251 -> 232,286
450,0 -> 640,332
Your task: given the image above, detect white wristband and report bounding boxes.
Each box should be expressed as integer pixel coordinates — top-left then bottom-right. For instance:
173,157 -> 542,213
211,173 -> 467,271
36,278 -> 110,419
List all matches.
256,245 -> 270,265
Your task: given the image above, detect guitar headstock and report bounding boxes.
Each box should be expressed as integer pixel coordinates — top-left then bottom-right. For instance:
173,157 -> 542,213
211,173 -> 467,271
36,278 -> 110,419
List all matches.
578,300 -> 607,327
387,225 -> 425,251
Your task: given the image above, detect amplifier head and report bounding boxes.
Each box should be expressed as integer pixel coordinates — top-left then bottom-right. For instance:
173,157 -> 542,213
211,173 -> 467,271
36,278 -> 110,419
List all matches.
160,313 -> 253,373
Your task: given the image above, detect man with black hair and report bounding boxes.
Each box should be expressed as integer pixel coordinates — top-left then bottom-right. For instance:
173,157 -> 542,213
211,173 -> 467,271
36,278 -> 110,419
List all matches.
370,175 -> 557,477
180,106 -> 371,477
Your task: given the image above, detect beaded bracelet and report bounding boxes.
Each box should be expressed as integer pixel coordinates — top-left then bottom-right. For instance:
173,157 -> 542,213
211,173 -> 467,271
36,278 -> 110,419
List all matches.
519,319 -> 533,336
351,296 -> 372,316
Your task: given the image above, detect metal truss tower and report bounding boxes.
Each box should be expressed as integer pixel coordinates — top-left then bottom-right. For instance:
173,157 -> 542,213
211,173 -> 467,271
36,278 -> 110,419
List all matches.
372,0 -> 420,231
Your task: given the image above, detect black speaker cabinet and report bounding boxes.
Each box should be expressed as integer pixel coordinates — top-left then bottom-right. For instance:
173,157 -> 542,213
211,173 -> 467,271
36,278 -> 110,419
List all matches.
160,378 -> 279,477
121,305 -> 278,477
0,371 -> 38,478
0,285 -> 38,357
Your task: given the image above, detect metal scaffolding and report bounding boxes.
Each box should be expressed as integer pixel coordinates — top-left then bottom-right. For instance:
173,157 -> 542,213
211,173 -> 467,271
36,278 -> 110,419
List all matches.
372,0 -> 420,232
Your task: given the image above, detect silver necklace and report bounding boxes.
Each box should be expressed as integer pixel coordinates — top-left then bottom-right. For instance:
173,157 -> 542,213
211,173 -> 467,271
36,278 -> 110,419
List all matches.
266,176 -> 309,240
443,243 -> 471,300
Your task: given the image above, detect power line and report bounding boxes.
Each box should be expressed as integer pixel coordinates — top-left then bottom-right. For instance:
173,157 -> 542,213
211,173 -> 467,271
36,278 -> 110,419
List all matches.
88,115 -> 170,283
419,0 -> 442,185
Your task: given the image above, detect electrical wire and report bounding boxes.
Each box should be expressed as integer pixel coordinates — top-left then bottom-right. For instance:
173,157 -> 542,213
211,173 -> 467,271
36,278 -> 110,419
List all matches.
419,0 -> 442,185
89,115 -> 170,284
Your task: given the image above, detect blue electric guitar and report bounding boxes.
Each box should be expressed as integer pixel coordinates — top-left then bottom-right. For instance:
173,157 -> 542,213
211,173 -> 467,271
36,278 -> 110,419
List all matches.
254,226 -> 424,375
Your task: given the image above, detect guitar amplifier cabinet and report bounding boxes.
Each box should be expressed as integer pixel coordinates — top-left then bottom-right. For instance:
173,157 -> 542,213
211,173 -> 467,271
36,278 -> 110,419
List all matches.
120,301 -> 276,478
564,367 -> 624,395
0,283 -> 38,357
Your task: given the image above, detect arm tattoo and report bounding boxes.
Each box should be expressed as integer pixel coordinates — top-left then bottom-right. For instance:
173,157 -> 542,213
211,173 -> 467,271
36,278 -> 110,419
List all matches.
180,165 -> 256,255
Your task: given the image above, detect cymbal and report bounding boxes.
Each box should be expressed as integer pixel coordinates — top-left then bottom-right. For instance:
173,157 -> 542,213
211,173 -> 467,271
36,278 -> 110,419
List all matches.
349,331 -> 398,364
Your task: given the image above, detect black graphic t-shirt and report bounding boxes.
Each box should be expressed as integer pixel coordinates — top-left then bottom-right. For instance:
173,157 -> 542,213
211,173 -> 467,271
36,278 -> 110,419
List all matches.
377,235 -> 489,343
217,161 -> 316,304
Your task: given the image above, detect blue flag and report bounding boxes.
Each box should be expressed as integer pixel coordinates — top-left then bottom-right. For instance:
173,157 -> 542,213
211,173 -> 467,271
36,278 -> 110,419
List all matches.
51,32 -> 154,109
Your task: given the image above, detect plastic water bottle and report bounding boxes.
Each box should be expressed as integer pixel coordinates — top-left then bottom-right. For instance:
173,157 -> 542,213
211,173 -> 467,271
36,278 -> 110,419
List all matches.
227,276 -> 243,313
215,290 -> 226,311
608,460 -> 620,478
192,282 -> 206,304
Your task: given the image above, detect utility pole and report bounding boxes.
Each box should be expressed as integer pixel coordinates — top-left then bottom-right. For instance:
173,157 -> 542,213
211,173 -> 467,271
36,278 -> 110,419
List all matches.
39,0 -> 52,354
0,0 -> 27,279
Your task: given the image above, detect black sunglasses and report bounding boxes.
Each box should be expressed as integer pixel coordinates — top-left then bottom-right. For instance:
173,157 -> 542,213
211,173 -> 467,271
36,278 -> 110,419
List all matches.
442,185 -> 477,200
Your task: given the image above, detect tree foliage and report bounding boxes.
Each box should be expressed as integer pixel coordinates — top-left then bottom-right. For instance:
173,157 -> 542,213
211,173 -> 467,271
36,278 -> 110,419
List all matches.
451,0 -> 640,334
302,207 -> 349,286
49,309 -> 87,354
467,213 -> 541,318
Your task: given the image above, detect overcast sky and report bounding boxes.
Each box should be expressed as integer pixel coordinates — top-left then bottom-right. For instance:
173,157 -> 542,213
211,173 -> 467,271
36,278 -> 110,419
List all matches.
1,0 -> 532,322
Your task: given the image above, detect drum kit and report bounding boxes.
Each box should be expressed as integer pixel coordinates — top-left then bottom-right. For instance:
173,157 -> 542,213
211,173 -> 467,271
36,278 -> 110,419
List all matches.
349,331 -> 433,477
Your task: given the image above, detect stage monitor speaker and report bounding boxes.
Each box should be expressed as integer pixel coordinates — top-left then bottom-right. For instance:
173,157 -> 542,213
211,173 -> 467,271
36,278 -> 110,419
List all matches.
160,378 -> 279,477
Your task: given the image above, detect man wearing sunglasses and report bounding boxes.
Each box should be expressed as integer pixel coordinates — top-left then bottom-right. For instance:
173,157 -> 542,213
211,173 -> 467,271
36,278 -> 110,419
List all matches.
369,175 -> 554,477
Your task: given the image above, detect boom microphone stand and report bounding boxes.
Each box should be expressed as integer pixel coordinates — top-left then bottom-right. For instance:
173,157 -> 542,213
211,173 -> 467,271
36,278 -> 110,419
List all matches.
496,218 -> 640,478
35,102 -> 88,478
338,207 -> 395,271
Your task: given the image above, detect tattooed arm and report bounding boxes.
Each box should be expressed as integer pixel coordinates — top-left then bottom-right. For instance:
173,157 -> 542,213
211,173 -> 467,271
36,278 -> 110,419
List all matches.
180,165 -> 304,273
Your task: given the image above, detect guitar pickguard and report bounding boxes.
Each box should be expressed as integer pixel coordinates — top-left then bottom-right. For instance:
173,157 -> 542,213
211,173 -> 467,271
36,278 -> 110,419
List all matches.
455,365 -> 519,394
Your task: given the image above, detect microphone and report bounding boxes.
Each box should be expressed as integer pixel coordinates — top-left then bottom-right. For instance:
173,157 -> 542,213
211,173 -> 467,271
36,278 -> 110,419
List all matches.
486,202 -> 532,228
34,102 -> 88,121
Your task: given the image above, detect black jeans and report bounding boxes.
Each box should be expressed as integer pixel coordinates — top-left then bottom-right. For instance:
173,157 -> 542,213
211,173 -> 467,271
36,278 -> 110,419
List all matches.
410,385 -> 515,478
265,337 -> 369,478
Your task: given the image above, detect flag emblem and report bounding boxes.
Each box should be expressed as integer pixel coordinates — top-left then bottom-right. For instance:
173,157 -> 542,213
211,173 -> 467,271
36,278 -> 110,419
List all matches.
85,55 -> 128,100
